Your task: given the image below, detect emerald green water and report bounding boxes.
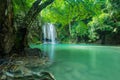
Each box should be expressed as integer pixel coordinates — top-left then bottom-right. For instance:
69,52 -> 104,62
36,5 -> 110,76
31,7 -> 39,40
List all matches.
31,44 -> 120,80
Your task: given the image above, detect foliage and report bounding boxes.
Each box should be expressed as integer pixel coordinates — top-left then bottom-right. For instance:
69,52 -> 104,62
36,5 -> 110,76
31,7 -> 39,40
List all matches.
41,0 -> 110,43
71,20 -> 88,39
13,0 -> 120,44
13,0 -> 54,44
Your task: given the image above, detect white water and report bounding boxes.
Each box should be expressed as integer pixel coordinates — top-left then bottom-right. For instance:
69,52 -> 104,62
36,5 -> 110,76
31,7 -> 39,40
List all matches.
42,23 -> 57,44
42,23 -> 57,62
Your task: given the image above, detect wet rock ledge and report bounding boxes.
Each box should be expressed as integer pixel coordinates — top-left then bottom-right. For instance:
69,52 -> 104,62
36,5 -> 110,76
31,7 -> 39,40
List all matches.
0,48 -> 55,80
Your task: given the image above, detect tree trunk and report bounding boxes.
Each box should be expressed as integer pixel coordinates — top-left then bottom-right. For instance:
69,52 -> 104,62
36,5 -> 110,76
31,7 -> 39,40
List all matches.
0,0 -> 14,56
13,0 -> 54,53
101,31 -> 106,44
0,0 -> 54,57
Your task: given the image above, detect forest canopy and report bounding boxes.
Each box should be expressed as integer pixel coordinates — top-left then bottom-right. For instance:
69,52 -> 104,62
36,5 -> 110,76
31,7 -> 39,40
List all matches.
12,0 -> 120,44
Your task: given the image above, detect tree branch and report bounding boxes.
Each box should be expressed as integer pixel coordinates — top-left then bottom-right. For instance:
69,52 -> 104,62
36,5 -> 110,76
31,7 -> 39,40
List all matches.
23,0 -> 54,28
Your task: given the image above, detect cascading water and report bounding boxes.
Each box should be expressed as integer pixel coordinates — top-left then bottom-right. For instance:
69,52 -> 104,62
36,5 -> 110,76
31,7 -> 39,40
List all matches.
42,23 -> 57,63
42,23 -> 57,44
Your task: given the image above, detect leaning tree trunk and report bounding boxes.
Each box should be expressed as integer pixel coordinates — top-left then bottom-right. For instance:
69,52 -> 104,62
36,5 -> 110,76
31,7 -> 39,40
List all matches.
0,0 -> 14,57
0,0 -> 54,56
13,0 -> 54,54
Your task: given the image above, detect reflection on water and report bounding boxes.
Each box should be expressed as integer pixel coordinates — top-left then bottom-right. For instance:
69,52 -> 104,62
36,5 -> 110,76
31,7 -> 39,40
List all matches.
43,44 -> 55,63
31,44 -> 120,80
90,48 -> 97,69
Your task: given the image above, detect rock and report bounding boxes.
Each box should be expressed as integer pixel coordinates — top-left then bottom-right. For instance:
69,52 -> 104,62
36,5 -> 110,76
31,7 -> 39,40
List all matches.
5,70 -> 23,78
40,72 -> 56,80
5,69 -> 33,80
24,48 -> 43,58
1,74 -> 7,80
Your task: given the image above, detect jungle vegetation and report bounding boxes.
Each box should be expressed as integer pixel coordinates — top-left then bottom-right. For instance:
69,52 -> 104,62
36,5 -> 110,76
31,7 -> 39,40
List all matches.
41,0 -> 120,44
0,0 -> 120,56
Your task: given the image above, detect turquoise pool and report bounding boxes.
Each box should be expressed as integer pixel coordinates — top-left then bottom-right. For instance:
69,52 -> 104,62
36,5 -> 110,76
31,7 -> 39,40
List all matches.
31,44 -> 120,80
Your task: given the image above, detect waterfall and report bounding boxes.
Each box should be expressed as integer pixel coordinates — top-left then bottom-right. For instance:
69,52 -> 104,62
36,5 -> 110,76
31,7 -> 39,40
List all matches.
42,23 -> 57,44
42,23 -> 57,63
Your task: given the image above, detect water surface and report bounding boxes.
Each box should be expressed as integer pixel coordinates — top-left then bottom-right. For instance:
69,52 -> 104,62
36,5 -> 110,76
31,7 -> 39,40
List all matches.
31,44 -> 120,80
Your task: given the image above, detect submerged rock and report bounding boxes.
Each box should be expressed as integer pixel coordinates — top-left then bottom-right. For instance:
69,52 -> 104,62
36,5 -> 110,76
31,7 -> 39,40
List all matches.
4,69 -> 55,80
5,70 -> 23,78
40,71 -> 56,80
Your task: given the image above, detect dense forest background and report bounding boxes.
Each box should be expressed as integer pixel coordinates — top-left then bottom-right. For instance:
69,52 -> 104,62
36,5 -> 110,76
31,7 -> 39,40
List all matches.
20,0 -> 120,45
0,0 -> 120,56
44,0 -> 119,45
